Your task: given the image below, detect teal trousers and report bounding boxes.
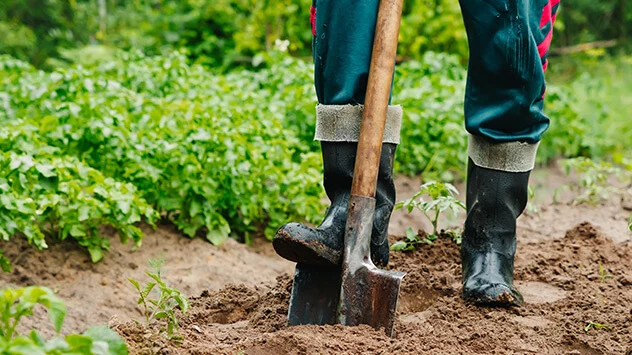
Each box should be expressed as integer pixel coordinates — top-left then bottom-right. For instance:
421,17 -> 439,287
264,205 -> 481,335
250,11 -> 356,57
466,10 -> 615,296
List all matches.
311,0 -> 559,145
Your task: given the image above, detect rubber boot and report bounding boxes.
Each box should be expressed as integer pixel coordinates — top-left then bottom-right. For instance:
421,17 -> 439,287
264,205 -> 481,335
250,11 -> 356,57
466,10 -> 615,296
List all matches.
273,141 -> 396,267
461,158 -> 530,306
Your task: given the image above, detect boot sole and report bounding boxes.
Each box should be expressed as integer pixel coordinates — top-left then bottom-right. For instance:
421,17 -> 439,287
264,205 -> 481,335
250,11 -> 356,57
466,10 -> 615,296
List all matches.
272,230 -> 341,266
462,286 -> 524,307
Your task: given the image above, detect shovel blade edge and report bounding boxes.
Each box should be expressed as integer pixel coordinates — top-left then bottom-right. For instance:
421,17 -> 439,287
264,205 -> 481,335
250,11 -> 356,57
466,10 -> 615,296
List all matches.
339,265 -> 405,337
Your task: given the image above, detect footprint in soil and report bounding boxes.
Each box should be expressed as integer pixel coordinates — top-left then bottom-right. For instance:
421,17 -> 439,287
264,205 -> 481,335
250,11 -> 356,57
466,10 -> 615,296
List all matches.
397,287 -> 440,325
516,281 -> 568,304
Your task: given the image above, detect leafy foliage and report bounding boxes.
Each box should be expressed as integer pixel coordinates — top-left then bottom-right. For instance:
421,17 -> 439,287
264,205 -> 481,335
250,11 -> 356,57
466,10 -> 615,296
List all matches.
1,286 -> 66,341
391,181 -> 465,251
2,49 -> 631,265
0,51 -> 324,266
0,152 -> 158,263
3,0 -> 631,69
128,259 -> 189,341
0,286 -> 128,355
560,157 -> 626,205
394,52 -> 467,179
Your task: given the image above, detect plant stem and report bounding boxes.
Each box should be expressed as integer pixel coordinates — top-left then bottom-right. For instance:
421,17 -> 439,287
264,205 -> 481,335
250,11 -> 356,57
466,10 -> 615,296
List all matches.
147,294 -> 169,323
432,209 -> 440,235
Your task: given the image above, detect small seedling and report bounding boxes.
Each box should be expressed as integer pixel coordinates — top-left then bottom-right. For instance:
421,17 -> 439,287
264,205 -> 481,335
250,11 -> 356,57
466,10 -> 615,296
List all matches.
391,227 -> 438,251
444,228 -> 463,245
599,263 -> 613,283
128,258 -> 190,341
0,286 -> 128,354
525,184 -> 539,215
391,181 -> 465,251
628,213 -> 631,232
584,321 -> 611,332
561,157 -> 621,205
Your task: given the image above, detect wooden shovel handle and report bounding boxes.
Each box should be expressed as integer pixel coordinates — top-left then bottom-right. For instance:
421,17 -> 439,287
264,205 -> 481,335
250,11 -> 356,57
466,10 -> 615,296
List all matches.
350,0 -> 404,197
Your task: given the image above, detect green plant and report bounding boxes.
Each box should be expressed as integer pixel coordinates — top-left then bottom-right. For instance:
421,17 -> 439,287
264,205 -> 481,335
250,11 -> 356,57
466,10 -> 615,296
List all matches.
561,157 -> 624,205
525,184 -> 539,215
444,228 -> 463,245
584,321 -> 611,332
628,213 -> 632,232
0,286 -> 128,355
391,227 -> 437,251
0,51 -> 324,264
599,263 -> 613,283
1,49 -> 631,261
0,152 -> 159,267
0,286 -> 66,342
128,260 -> 190,341
0,251 -> 9,272
391,181 -> 465,251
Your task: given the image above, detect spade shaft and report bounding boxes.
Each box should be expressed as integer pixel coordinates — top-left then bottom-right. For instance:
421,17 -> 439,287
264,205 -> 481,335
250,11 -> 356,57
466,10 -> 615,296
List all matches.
350,0 -> 404,198
338,0 -> 405,337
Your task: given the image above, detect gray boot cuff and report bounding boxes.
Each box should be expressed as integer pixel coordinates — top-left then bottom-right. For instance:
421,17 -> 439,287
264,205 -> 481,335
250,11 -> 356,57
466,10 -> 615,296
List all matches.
314,104 -> 403,144
468,134 -> 539,172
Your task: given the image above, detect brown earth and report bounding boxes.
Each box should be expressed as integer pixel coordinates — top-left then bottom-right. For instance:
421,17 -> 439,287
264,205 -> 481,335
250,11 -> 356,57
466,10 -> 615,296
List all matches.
0,224 -> 294,338
1,169 -> 631,354
113,221 -> 632,355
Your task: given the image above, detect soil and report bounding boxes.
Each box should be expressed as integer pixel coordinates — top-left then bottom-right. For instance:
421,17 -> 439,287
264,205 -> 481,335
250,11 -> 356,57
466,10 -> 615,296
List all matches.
1,167 -> 632,354
0,224 -> 294,338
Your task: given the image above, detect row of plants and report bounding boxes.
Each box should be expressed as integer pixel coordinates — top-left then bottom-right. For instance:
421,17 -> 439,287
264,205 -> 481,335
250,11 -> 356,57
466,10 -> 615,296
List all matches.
1,49 -> 630,268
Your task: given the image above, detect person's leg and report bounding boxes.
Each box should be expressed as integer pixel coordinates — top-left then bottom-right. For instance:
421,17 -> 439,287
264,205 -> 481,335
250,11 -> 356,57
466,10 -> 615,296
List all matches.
273,0 -> 403,267
459,0 -> 559,306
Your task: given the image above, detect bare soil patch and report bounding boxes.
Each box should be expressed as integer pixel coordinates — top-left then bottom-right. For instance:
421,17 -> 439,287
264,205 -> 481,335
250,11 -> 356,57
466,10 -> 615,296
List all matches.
113,220 -> 632,355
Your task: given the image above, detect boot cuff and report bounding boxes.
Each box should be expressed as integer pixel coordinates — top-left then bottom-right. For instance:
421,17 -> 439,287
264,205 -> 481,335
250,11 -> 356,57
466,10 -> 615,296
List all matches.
314,104 -> 402,144
468,134 -> 539,172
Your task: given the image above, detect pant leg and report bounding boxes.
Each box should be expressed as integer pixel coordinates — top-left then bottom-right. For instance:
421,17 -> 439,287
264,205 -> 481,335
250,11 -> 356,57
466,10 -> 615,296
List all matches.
460,0 -> 560,172
310,0 -> 402,144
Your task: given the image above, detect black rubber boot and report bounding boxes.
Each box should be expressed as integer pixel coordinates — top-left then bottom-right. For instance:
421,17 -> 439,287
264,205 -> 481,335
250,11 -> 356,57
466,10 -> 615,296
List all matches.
273,141 -> 396,267
461,158 -> 530,307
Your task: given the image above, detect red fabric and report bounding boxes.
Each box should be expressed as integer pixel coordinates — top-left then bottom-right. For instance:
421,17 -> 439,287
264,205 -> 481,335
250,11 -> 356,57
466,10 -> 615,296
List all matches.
310,6 -> 317,36
541,0 -> 561,27
538,28 -> 553,58
540,2 -> 552,28
538,0 -> 559,74
540,0 -> 559,97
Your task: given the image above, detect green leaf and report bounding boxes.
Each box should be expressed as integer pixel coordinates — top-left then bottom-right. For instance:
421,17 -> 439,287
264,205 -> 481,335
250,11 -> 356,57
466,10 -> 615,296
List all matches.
189,199 -> 202,218
87,245 -> 104,263
0,251 -> 12,272
78,206 -> 91,222
174,295 -> 189,314
127,278 -> 141,292
390,241 -> 408,251
35,163 -> 56,178
145,272 -> 165,287
83,325 -> 129,355
405,227 -> 417,242
69,224 -> 86,237
5,337 -> 47,355
141,282 -> 156,298
154,311 -> 168,319
39,291 -> 67,334
65,334 -> 93,351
